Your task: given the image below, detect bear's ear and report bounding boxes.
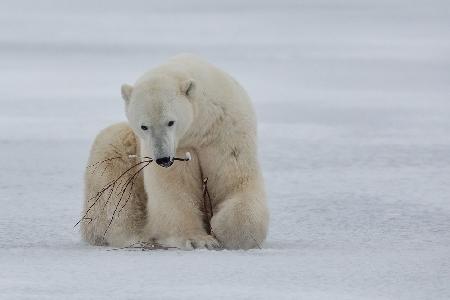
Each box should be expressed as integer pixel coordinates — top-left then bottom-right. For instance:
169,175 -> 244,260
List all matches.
180,79 -> 195,97
121,84 -> 133,104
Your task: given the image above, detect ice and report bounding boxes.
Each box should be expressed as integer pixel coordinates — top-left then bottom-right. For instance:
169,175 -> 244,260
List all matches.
0,0 -> 449,299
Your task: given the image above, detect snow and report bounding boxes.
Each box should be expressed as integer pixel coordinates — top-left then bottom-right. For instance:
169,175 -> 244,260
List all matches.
1,0 -> 450,299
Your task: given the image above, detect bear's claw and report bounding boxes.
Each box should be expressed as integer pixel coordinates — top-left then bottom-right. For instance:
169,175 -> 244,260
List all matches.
173,235 -> 222,250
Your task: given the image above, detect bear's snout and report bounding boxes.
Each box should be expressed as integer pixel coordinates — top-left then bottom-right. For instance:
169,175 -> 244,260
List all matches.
155,157 -> 173,168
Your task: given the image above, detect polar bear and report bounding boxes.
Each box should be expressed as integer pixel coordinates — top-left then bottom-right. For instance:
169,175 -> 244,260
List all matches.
81,54 -> 269,250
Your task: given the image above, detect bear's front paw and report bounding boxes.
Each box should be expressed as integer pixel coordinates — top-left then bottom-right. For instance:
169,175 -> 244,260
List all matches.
164,235 -> 222,250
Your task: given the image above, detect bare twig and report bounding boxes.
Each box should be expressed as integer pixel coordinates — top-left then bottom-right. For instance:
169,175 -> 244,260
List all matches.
103,161 -> 151,236
202,177 -> 214,235
249,233 -> 262,249
86,156 -> 122,170
87,156 -> 123,175
75,159 -> 152,228
107,240 -> 177,251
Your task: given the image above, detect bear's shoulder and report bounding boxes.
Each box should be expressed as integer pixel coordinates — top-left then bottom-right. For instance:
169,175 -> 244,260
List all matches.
93,122 -> 138,157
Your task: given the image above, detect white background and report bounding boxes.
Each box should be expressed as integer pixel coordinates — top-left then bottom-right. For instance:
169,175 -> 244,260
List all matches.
0,0 -> 449,299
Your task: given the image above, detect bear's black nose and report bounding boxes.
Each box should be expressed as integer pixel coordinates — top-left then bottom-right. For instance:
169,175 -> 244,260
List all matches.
155,157 -> 173,168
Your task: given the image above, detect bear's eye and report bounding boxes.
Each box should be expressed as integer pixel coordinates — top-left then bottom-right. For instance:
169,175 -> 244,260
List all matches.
167,121 -> 175,127
141,125 -> 148,131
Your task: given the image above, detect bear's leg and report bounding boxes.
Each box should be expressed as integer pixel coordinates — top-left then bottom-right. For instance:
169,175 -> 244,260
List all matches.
211,191 -> 269,249
81,123 -> 147,247
143,184 -> 222,250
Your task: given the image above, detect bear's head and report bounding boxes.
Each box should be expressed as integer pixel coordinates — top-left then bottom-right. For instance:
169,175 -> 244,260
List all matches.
121,75 -> 195,168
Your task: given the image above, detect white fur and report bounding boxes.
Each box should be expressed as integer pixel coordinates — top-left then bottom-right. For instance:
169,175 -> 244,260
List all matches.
82,54 -> 269,249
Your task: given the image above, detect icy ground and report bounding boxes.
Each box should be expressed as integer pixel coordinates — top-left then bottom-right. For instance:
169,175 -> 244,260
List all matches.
1,0 -> 450,299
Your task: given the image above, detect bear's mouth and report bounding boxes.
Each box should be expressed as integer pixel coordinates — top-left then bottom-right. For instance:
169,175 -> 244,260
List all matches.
159,161 -> 173,168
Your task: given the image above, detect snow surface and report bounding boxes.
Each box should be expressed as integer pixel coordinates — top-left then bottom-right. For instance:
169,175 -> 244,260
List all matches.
1,0 -> 450,299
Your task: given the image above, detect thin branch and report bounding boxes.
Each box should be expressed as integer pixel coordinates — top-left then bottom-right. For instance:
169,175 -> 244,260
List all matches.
249,233 -> 262,249
75,159 -> 151,228
107,240 -> 177,251
86,156 -> 122,170
202,177 -> 214,235
103,161 -> 151,236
